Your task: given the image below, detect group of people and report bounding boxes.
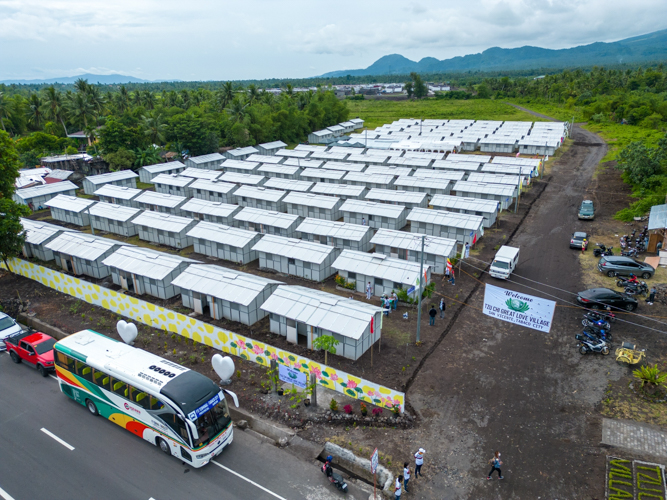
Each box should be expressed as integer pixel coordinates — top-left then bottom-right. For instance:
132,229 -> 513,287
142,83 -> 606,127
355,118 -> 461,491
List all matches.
428,299 -> 446,325
381,291 -> 398,315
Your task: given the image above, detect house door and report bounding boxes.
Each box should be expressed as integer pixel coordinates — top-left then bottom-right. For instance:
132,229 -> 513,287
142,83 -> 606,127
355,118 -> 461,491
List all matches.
286,318 -> 297,344
209,297 -> 216,319
192,292 -> 203,314
374,278 -> 383,297
297,322 -> 308,346
131,274 -> 142,294
288,259 -> 296,275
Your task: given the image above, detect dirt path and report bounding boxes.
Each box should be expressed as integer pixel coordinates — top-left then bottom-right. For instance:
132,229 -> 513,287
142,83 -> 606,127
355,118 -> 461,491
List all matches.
505,102 -> 561,122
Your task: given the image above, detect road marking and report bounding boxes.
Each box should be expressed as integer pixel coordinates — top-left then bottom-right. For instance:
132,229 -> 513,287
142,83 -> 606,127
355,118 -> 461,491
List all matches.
211,460 -> 287,500
0,486 -> 16,500
40,428 -> 75,450
49,374 -> 58,381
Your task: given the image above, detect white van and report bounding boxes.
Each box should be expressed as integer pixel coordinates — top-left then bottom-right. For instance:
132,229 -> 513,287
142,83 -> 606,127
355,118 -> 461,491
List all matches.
0,312 -> 22,351
489,246 -> 520,279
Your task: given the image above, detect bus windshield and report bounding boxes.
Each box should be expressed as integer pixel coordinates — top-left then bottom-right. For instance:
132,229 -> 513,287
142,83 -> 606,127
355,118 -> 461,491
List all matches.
191,398 -> 231,448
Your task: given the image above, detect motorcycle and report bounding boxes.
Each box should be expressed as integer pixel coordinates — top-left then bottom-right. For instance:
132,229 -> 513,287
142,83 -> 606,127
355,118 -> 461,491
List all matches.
582,314 -> 611,331
616,276 -> 638,288
322,457 -> 348,493
576,333 -> 611,356
586,309 -> 617,324
621,248 -> 638,258
625,282 -> 648,296
583,325 -> 613,343
593,244 -> 614,257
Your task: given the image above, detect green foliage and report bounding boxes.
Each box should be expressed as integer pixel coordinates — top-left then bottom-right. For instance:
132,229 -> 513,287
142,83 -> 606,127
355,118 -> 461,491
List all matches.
329,398 -> 339,412
0,198 -> 30,270
0,130 -> 23,196
395,282 -> 436,304
633,364 -> 667,388
103,148 -> 136,171
65,146 -> 78,155
134,145 -> 162,167
334,274 -> 356,290
313,334 -> 339,365
409,73 -> 427,99
615,137 -> 666,187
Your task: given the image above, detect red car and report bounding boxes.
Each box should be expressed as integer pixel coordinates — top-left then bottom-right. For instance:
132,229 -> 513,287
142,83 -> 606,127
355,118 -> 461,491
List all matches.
6,330 -> 56,377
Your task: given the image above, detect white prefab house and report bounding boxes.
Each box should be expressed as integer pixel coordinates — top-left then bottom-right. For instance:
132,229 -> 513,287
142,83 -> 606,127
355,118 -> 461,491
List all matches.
365,189 -> 428,209
451,181 -> 516,211
253,234 -> 341,282
332,250 -> 432,297
300,168 -> 346,184
412,170 -> 466,182
260,285 -> 382,359
432,160 -> 482,173
467,172 -> 522,191
407,208 -> 484,247
343,172 -> 396,189
224,146 -> 259,161
82,170 -> 138,195
308,129 -> 335,144
132,210 -> 198,249
150,174 -> 195,197
89,202 -> 143,237
283,192 -> 343,221
276,148 -> 310,159
20,219 -> 75,261
234,207 -> 301,237
138,161 -> 185,183
365,165 -> 413,177
296,218 -> 373,252
256,141 -> 287,156
94,184 -> 143,207
185,153 -> 225,170
135,191 -> 188,216
340,199 -> 408,230
310,151 -> 350,163
326,125 -> 345,137
178,167 -> 222,181
13,181 -> 78,208
190,179 -> 239,204
180,198 -> 241,225
370,229 -> 456,274
386,157 -> 432,169
320,161 -> 366,173
102,246 -> 198,299
45,195 -> 96,226
257,164 -> 302,180
310,182 -> 367,201
393,176 -> 452,197
218,172 -> 267,186
446,154 -> 492,163
350,118 -> 364,130
188,221 -> 261,264
234,185 -> 287,212
430,195 -> 500,228
263,178 -> 313,192
172,264 -> 282,326
283,158 -> 324,169
481,163 -> 534,184
247,154 -> 284,165
221,159 -> 260,174
348,153 -> 388,166
45,232 -> 128,279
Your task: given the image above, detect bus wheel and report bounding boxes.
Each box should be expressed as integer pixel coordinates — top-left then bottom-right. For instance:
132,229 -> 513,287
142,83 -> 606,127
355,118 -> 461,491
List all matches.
86,399 -> 99,416
157,438 -> 171,455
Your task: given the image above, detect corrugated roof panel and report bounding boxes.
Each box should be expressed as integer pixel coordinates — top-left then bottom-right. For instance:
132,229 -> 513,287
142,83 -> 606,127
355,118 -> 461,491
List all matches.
452,181 -> 516,197
187,221 -> 260,247
141,161 -> 185,174
189,178 -> 238,194
234,207 -> 299,228
248,154 -> 283,165
263,178 -> 313,192
45,232 -> 128,261
252,234 -> 337,264
93,184 -> 142,200
85,170 -> 138,185
132,210 -> 196,232
44,194 -> 96,213
283,191 -> 341,210
135,191 -> 187,208
300,168 -> 346,181
102,246 -> 198,280
430,195 -> 499,213
370,228 -> 457,256
234,185 -> 287,203
332,250 -> 428,286
340,199 -> 407,218
365,188 -> 427,204
310,182 -> 366,198
320,161 -> 366,172
14,181 -> 78,200
150,174 -> 195,188
21,218 -> 75,245
296,218 -> 371,241
89,202 -> 142,222
188,153 -> 225,164
219,172 -> 266,185
178,168 -> 222,180
407,207 -> 484,230
180,198 -> 240,217
259,140 -> 287,150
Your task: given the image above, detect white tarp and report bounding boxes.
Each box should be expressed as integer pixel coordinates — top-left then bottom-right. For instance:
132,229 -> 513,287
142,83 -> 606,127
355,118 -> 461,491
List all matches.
483,284 -> 556,333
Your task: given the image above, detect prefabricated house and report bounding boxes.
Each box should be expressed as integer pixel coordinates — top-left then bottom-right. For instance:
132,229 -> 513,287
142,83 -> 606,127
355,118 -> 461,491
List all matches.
392,176 -> 452,197
308,129 -> 335,144
365,165 -> 413,177
479,136 -> 518,154
340,199 -> 408,231
481,163 -> 534,184
45,232 -> 128,279
517,136 -> 560,155
102,246 -> 199,299
326,125 -> 345,137
132,210 -> 198,249
343,172 -> 396,190
172,264 -> 282,326
276,148 -> 310,159
185,153 -> 225,170
429,195 -> 499,228
89,202 -> 143,237
283,158 -> 324,169
178,167 -> 222,181
218,172 -> 267,186
283,192 -> 343,221
13,181 -> 78,208
234,207 -> 301,237
221,159 -> 260,174
256,141 -> 287,156
150,174 -> 195,197
20,218 -> 75,261
260,285 -> 382,359
257,164 -> 302,180
45,169 -> 74,182
320,161 -> 366,173
294,144 -> 327,153
467,172 -> 521,196
188,221 -> 261,264
135,190 -> 188,216
349,118 -> 365,130
263,177 -> 313,192
94,184 -> 143,207
365,189 -> 428,209
300,168 -> 346,184
309,182 -> 367,201
451,181 -> 516,211
82,170 -> 138,195
370,228 -> 457,274
332,250 -> 432,297
432,160 -> 482,173
253,234 -> 341,282
180,198 -> 241,225
407,208 -> 484,247
234,185 -> 287,212
347,153 -> 387,166
190,178 -> 239,204
310,151 -> 350,163
138,161 -> 185,183
412,170 -> 466,182
296,218 -> 373,252
224,146 -> 259,161
45,194 -> 96,226
247,154 -> 284,165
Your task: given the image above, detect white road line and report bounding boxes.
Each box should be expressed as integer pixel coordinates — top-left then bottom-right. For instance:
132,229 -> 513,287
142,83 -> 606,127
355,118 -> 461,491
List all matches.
40,428 -> 75,451
211,460 -> 287,500
0,485 -> 17,500
49,374 -> 58,381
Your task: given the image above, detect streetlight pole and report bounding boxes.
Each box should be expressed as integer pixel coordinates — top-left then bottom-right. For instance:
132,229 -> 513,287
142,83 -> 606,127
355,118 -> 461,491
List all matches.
415,235 -> 425,343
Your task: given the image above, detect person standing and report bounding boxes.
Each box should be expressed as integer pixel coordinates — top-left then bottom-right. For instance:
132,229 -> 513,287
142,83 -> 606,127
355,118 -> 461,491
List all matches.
449,273 -> 455,286
487,451 -> 503,480
464,242 -> 470,259
428,305 -> 436,326
391,290 -> 398,310
362,217 -> 367,226
439,298 -> 446,318
414,448 -> 425,477
403,462 -> 411,492
648,286 -> 657,305
395,475 -> 403,499
366,282 -> 372,300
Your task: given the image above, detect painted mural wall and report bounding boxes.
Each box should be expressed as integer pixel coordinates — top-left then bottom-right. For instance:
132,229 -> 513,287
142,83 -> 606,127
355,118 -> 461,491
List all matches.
4,258 -> 404,411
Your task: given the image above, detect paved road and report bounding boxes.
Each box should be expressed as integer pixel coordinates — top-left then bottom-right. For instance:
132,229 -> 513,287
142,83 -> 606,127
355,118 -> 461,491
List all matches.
0,353 -> 367,500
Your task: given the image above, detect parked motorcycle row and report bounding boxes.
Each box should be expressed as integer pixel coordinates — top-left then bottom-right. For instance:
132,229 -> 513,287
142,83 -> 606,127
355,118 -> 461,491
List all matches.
576,309 -> 616,356
592,226 -> 650,258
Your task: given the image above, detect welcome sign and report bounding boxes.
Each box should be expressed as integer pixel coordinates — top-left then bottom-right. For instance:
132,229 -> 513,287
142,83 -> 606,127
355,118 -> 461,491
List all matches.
483,284 -> 556,333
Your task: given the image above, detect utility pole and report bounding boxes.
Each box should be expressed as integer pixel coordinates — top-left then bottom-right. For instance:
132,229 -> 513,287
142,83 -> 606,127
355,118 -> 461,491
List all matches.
415,235 -> 425,343
514,174 -> 521,214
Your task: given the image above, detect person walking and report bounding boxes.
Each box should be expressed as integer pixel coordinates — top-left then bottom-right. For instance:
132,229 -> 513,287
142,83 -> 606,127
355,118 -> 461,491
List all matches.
487,451 -> 503,480
428,305 -> 436,326
648,286 -> 657,305
366,282 -> 372,300
394,475 -> 403,499
449,273 -> 455,286
414,448 -> 425,477
439,298 -> 446,319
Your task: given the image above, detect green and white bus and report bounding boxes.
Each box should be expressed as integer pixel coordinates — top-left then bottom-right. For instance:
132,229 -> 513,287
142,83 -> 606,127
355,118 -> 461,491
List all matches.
54,329 -> 237,468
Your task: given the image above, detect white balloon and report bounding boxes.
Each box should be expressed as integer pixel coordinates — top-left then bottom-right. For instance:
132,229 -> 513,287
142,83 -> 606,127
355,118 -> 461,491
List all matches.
212,354 -> 235,382
117,320 -> 138,345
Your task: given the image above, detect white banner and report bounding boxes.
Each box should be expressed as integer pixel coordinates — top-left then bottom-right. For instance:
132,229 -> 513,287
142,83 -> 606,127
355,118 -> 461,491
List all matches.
279,364 -> 307,389
483,284 -> 556,333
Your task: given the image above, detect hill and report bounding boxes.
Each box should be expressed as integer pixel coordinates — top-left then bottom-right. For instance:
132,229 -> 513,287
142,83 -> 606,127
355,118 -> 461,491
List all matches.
0,73 -> 154,85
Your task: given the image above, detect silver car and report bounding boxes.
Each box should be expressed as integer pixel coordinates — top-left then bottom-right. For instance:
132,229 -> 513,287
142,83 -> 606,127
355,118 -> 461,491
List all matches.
597,255 -> 655,279
0,313 -> 22,351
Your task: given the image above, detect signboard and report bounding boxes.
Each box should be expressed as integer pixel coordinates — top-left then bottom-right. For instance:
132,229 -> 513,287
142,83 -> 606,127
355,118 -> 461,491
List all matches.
279,364 -> 307,389
407,286 -> 416,295
370,448 -> 379,474
482,284 -> 556,333
187,392 -> 221,420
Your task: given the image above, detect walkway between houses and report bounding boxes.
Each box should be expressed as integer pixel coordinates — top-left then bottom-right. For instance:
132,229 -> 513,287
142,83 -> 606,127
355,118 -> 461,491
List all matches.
602,418 -> 667,458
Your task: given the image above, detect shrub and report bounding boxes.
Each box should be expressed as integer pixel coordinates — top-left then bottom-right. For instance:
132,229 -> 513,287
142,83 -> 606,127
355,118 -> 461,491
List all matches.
330,399 -> 339,412
334,274 -> 356,290
343,404 -> 353,414
372,407 -> 383,416
360,402 -> 368,415
633,364 -> 667,388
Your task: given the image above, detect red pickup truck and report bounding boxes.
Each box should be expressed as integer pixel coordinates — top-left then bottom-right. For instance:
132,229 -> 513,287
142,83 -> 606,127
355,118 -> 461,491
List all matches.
6,330 -> 57,377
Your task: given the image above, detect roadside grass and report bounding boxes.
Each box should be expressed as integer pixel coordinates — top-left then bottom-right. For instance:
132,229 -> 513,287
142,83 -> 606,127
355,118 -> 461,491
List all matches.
136,181 -> 155,190
583,123 -> 665,162
601,380 -> 667,428
506,99 -> 580,122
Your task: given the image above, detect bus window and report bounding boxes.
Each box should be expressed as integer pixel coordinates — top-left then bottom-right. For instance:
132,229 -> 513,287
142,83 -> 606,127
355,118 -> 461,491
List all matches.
100,374 -> 112,391
55,352 -> 75,371
149,396 -> 164,411
92,369 -> 105,387
131,388 -> 151,410
79,363 -> 94,383
112,379 -> 127,398
156,412 -> 190,446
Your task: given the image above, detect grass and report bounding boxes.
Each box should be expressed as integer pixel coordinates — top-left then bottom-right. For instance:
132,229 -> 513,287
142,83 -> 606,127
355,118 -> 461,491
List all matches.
136,181 -> 155,190
583,123 -> 665,163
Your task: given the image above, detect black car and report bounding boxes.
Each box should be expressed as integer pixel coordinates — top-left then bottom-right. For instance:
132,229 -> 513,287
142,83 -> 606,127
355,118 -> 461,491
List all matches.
597,255 -> 655,279
570,231 -> 588,249
577,288 -> 638,311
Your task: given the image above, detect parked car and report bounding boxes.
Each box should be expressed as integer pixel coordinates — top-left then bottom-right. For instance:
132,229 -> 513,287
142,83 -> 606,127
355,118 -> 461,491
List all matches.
577,288 -> 638,311
5,330 -> 56,376
597,255 -> 654,279
578,200 -> 595,220
570,231 -> 589,249
0,312 -> 22,351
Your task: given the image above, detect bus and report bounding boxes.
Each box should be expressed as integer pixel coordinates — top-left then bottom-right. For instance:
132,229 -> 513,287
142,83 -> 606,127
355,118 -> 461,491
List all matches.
54,329 -> 237,468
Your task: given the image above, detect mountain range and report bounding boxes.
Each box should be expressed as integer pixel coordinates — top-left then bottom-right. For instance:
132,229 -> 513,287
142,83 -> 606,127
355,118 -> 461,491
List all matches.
0,73 -> 179,85
320,29 -> 667,77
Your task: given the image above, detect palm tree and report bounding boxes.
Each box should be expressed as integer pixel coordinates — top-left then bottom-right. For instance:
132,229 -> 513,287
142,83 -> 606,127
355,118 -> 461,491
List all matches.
225,99 -> 248,123
0,92 -> 13,131
220,82 -> 235,108
142,90 -> 155,110
117,86 -> 130,113
134,145 -> 162,167
74,78 -> 89,94
26,93 -> 44,129
261,91 -> 275,107
41,86 -> 68,136
141,111 -> 167,145
66,92 -> 95,144
86,85 -> 105,115
246,84 -> 260,105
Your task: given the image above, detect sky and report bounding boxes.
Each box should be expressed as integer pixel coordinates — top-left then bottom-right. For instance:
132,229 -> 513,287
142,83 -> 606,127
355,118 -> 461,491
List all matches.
1,0 -> 666,82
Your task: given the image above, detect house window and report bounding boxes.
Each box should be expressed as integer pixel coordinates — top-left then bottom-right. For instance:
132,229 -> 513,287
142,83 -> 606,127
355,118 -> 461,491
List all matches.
374,277 -> 382,286
197,189 -> 202,194
230,302 -> 240,311
303,262 -> 311,269
288,258 -> 295,265
381,217 -> 388,223
368,215 -> 373,221
393,282 -> 403,290
348,272 -> 356,280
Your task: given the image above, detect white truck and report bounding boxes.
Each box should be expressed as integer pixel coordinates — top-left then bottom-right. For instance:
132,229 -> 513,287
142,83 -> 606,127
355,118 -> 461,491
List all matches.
489,245 -> 520,279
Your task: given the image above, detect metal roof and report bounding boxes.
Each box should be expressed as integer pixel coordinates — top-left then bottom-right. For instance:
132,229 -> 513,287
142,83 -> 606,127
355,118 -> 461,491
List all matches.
481,164 -> 534,176
260,285 -> 381,340
135,191 -> 187,208
258,141 -> 287,150
283,191 -> 341,210
410,170 -> 465,180
44,194 -> 96,213
295,145 -> 327,152
187,221 -> 260,247
247,154 -> 283,165
20,218 -> 75,245
310,182 -> 366,198
385,157 -> 431,168
276,149 -> 310,158
365,166 -> 412,177
222,159 -> 260,172
93,184 -> 142,200
89,202 -> 143,222
189,178 -> 238,194
296,218 -> 371,241
132,210 -> 197,232
257,164 -> 301,176
150,173 -> 195,188
392,176 -> 452,190
45,169 -> 74,180
310,151 -> 349,161
320,161 -> 366,172
452,181 -> 516,197
300,168 -> 346,181
140,161 -> 185,174
402,152 -> 445,160
252,234 -> 337,264
263,178 -> 313,192
85,170 -> 138,185
407,207 -> 484,230
14,181 -> 78,200
343,172 -> 395,185
226,147 -> 259,157
430,195 -> 499,213
432,160 -> 482,171
234,207 -> 300,228
648,204 -> 667,230
332,250 -> 428,286
446,154 -> 492,163
188,153 -> 225,164
178,167 -> 222,180
45,232 -> 128,261
365,188 -> 427,204
102,246 -> 198,280
180,198 -> 240,217
234,185 -> 287,203
340,199 -> 407,218
219,172 -> 266,185
467,172 -> 522,186
370,228 -> 457,257
172,264 -> 282,306
283,158 -> 324,169
491,157 -> 541,167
